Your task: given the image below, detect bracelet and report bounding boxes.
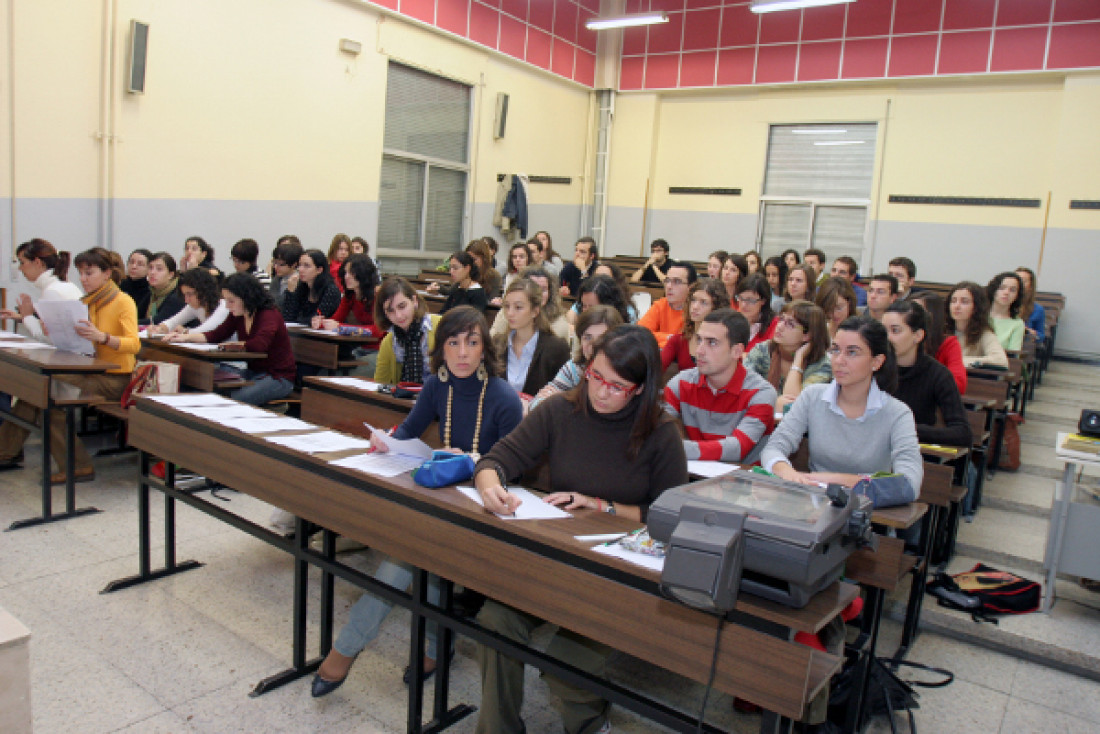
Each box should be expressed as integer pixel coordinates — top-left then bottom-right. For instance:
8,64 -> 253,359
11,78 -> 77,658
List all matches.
790,365 -> 803,374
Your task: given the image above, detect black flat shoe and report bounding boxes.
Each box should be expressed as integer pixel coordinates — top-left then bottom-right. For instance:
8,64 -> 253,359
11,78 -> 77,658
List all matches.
311,672 -> 348,698
403,650 -> 455,686
0,451 -> 24,471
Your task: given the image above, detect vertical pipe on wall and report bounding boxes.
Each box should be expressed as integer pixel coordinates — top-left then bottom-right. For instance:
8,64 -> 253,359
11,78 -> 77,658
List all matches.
1037,191 -> 1051,277
95,0 -> 115,250
6,0 -> 15,275
868,98 -> 892,273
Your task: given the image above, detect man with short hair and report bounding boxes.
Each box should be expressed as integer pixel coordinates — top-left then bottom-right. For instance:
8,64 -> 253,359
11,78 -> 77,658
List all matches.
863,274 -> 898,320
270,236 -> 304,307
231,238 -> 271,287
631,238 -> 673,284
664,309 -> 777,463
803,248 -> 828,285
558,237 -> 598,297
887,257 -> 920,301
830,256 -> 867,307
638,261 -> 695,348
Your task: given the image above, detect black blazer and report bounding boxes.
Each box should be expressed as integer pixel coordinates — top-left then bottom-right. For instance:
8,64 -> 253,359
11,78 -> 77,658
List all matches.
511,329 -> 571,396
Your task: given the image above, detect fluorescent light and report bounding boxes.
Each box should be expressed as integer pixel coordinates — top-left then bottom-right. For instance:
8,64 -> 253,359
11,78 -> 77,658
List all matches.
792,128 -> 848,134
750,0 -> 856,14
814,140 -> 865,146
585,12 -> 669,30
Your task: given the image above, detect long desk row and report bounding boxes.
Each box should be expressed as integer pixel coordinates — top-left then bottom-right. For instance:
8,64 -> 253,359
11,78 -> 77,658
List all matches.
107,394 -> 859,733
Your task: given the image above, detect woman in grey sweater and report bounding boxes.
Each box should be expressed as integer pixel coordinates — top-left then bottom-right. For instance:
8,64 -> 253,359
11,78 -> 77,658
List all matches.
761,316 -> 923,507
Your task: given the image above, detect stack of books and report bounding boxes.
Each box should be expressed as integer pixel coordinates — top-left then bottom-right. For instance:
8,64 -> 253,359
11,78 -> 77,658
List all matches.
1062,433 -> 1100,456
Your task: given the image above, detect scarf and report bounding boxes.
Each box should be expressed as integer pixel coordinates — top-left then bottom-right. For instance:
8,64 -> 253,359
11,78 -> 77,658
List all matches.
82,280 -> 121,314
394,316 -> 426,384
147,276 -> 178,321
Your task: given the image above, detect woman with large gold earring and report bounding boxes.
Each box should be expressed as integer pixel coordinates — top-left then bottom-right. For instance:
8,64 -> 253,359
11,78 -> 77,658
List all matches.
312,306 -> 523,697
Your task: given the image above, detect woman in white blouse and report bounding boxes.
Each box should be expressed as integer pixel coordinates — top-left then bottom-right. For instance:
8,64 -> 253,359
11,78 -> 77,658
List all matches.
147,267 -> 229,335
0,239 -> 83,342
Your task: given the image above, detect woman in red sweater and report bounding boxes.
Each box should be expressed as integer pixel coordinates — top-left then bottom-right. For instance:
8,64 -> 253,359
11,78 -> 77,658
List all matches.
313,255 -> 383,338
912,291 -> 967,395
661,277 -> 729,373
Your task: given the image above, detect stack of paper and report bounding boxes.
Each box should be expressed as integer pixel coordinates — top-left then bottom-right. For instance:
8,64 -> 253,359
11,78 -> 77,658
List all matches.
455,486 -> 572,521
264,431 -> 372,454
330,452 -> 424,478
321,377 -> 382,392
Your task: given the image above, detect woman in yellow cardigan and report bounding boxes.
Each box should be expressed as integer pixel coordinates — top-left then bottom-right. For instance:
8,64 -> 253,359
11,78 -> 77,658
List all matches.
0,247 -> 139,482
373,277 -> 441,385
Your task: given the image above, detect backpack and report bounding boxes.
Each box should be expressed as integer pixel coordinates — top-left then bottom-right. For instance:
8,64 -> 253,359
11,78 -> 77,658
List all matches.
988,413 -> 1022,471
927,563 -> 1040,623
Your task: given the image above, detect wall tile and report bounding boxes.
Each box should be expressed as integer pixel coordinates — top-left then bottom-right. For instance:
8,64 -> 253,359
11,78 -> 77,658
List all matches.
436,0 -> 470,35
797,40 -> 841,81
990,26 -> 1048,72
623,26 -> 648,55
997,0 -> 1052,27
943,0 -> 996,31
1047,22 -> 1100,69
893,0 -> 942,35
801,4 -> 847,42
683,9 -> 721,50
620,56 -> 646,89
500,0 -> 527,22
527,26 -> 553,68
1053,0 -> 1100,23
717,46 -> 755,85
759,8 -> 801,44
889,33 -> 939,76
680,49 -> 717,86
648,11 -> 685,54
469,2 -> 501,47
846,0 -> 894,38
938,30 -> 991,74
400,0 -> 436,24
755,43 -> 797,83
574,49 -> 596,86
842,37 -> 889,78
720,3 -> 759,47
551,36 -> 575,77
553,0 -> 579,44
645,53 -> 681,88
499,14 -> 528,58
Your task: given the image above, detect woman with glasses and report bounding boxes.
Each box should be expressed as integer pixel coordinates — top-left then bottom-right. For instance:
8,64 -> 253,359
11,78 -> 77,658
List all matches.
761,316 -> 922,508
733,273 -> 778,352
529,305 -> 624,410
743,300 -> 832,410
472,324 -> 687,734
662,278 -> 729,373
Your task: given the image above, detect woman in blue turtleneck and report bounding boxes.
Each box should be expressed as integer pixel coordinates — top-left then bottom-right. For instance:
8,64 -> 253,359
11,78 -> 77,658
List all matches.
312,306 -> 522,697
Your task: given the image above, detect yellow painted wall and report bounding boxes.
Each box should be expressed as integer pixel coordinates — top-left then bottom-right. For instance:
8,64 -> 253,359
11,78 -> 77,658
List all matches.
1048,74 -> 1100,230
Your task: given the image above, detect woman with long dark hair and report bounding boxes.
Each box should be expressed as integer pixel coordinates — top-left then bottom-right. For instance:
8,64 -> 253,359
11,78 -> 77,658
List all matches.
734,273 -> 777,352
427,251 -> 489,313
144,252 -> 186,325
314,255 -> 382,337
1,238 -> 82,341
180,236 -> 222,280
472,325 -> 687,734
569,273 -> 633,325
910,291 -> 967,394
763,256 -> 788,311
373,278 -> 440,385
1014,267 -> 1045,343
281,249 -> 342,324
743,299 -> 832,410
986,271 -> 1025,352
946,281 -> 1007,368
148,267 -> 229,335
494,278 -> 570,403
661,278 -> 728,372
761,316 -> 922,508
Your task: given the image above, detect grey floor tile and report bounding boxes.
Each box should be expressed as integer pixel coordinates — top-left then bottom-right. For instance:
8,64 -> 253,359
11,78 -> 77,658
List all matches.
1009,660 -> 1100,723
112,709 -> 198,733
999,696 -> 1099,733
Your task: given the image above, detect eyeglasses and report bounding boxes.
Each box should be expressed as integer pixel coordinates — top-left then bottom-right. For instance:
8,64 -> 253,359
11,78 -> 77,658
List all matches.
666,278 -> 687,287
584,366 -> 638,397
778,316 -> 803,330
736,295 -> 762,306
827,346 -> 867,360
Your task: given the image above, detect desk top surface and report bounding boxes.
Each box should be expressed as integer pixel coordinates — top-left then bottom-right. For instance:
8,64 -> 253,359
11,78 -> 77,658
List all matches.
286,325 -> 379,344
140,338 -> 267,360
0,346 -> 119,373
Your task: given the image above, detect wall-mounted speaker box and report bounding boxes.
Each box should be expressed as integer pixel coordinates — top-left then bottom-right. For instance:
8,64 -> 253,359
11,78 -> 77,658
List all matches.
127,20 -> 149,94
493,92 -> 509,140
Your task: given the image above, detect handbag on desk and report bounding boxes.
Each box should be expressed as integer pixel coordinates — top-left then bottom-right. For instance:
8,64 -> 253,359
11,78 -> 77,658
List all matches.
121,361 -> 181,407
413,451 -> 475,488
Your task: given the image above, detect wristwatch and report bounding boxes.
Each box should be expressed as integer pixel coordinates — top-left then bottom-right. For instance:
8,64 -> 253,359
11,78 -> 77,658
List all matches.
605,501 -> 616,515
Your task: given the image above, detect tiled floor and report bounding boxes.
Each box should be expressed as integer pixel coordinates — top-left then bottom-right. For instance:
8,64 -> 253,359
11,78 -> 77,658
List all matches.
2,359 -> 1099,733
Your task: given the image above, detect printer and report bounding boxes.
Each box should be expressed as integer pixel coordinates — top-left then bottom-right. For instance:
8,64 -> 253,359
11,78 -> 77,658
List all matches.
648,471 -> 875,610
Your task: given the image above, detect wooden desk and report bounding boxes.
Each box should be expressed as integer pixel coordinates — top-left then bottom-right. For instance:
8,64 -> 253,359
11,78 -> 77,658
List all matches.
110,399 -> 854,731
300,376 -> 440,446
286,326 -> 378,373
0,346 -> 118,529
138,339 -> 266,392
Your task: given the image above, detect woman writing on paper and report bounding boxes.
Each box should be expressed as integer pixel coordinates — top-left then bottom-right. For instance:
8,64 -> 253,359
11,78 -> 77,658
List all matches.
147,268 -> 229,336
1,239 -> 83,342
472,325 -> 687,734
312,306 -> 522,697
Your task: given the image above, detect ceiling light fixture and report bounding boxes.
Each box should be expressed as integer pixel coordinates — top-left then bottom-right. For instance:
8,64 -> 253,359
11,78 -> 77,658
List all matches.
750,0 -> 856,14
585,12 -> 669,31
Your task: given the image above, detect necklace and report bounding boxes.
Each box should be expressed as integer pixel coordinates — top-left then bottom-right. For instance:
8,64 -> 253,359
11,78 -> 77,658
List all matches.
443,374 -> 489,460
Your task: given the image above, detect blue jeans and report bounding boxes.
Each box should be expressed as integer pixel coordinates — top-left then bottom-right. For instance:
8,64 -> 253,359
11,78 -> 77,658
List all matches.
334,556 -> 441,660
219,364 -> 293,405
0,392 -> 10,421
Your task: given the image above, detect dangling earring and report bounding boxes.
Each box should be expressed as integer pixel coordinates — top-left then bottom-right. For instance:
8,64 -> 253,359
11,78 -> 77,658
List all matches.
438,365 -> 450,382
476,363 -> 488,381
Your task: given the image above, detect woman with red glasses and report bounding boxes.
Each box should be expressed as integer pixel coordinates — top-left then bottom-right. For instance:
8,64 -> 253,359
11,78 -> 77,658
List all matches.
471,324 -> 687,734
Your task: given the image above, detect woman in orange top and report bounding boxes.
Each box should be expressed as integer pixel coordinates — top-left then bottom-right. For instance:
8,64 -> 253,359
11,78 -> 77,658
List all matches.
0,247 -> 139,481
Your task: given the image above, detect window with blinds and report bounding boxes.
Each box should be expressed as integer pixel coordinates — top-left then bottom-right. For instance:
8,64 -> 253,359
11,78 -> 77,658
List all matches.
377,62 -> 471,254
756,123 -> 877,269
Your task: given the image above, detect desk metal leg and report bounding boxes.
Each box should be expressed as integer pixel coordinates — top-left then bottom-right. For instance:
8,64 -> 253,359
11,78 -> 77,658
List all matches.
8,406 -> 100,530
844,586 -> 885,734
1042,463 -> 1075,612
101,453 -> 202,592
895,507 -> 938,659
408,571 -> 475,734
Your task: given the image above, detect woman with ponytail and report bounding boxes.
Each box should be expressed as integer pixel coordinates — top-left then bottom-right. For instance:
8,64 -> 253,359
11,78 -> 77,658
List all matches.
761,316 -> 922,507
1,238 -> 82,342
0,247 -> 139,481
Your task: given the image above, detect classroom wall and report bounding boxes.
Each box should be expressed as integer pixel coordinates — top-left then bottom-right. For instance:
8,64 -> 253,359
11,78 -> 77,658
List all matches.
0,0 -> 594,288
604,73 -> 1100,356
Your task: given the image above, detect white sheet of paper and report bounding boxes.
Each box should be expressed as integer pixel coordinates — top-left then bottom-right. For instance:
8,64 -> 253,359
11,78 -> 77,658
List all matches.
330,451 -> 423,478
173,343 -> 222,351
591,543 -> 665,572
299,327 -> 337,335
0,341 -> 56,350
687,460 -> 739,478
284,322 -> 305,327
364,423 -> 433,460
264,431 -> 372,454
455,486 -> 572,521
0,331 -> 27,340
321,377 -> 382,392
227,416 -> 315,433
32,299 -> 93,355
147,394 -> 237,407
177,405 -> 274,421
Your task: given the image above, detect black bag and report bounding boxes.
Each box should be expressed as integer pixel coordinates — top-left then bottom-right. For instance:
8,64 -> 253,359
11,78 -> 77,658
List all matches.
927,563 -> 1040,623
828,655 -> 953,734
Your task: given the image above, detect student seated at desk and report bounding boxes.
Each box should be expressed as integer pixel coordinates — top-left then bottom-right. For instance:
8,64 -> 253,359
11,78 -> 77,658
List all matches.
374,277 -> 441,385
0,248 -> 139,481
473,325 -> 688,734
733,273 -> 777,353
494,279 -> 570,407
502,242 -> 532,292
910,292 -> 967,395
743,300 -> 832,411
491,266 -> 571,342
1014,267 -> 1045,344
720,254 -> 748,308
314,254 -> 383,338
761,316 -> 923,508
744,250 -> 762,275
592,262 -> 640,320
946,281 -> 1008,369
566,274 -> 634,327
987,271 -> 1026,352
763,257 -> 788,312
425,251 -> 489,314
664,309 -> 776,463
281,249 -> 342,325
638,260 -> 695,349
1,238 -> 83,342
884,301 -> 971,448
530,305 -> 623,410
661,277 -> 728,373
785,263 -> 817,304
326,233 -> 351,288
312,307 -> 522,697
120,248 -> 152,319
142,252 -> 186,326
815,276 -> 856,340
706,249 -> 728,280
180,236 -> 223,281
229,238 -> 271,289
147,268 -> 229,336
165,273 -> 295,405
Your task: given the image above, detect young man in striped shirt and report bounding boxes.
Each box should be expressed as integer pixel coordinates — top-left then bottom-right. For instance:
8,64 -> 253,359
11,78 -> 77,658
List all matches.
663,309 -> 777,464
